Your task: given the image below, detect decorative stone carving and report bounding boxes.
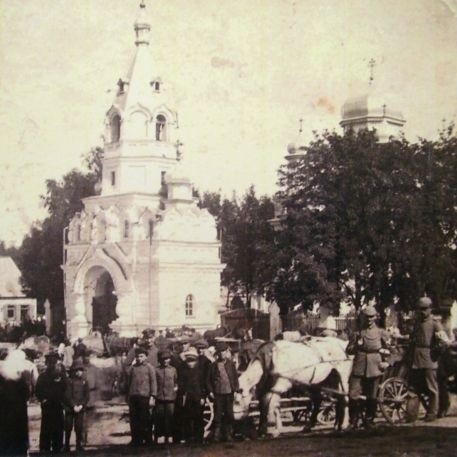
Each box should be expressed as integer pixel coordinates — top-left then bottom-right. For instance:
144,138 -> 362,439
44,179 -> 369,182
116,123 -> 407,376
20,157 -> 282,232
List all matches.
105,205 -> 120,242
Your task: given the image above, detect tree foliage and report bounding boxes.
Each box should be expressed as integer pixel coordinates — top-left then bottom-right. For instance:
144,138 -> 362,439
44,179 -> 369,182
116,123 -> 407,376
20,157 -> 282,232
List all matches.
15,148 -> 102,309
266,127 -> 457,314
199,186 -> 276,307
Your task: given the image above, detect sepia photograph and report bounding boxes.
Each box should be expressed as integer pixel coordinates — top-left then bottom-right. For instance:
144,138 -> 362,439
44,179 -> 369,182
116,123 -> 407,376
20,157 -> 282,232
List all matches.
0,0 -> 457,455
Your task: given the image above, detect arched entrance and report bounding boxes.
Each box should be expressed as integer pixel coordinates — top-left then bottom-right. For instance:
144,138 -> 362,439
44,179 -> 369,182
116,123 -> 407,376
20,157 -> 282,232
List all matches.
84,266 -> 118,333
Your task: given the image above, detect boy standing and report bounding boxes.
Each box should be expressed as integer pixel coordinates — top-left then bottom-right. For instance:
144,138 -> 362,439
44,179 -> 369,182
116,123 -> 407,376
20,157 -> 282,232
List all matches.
64,360 -> 89,452
127,347 -> 157,447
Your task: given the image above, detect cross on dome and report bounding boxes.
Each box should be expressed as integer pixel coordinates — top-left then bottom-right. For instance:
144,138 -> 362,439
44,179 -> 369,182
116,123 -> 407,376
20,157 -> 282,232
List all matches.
368,58 -> 376,86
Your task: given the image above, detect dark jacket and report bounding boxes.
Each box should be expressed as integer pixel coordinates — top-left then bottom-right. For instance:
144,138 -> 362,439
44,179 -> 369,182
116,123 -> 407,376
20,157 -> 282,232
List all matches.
127,362 -> 157,398
207,359 -> 239,395
36,369 -> 66,406
179,361 -> 207,401
64,376 -> 89,410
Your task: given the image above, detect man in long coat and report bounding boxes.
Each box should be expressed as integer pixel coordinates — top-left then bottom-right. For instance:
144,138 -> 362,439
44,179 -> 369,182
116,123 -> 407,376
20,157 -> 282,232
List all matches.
347,305 -> 390,428
36,352 -> 66,453
409,296 -> 449,422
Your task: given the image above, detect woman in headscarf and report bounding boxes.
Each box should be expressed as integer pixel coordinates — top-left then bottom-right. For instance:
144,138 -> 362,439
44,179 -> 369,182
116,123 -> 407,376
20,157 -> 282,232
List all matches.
0,349 -> 38,456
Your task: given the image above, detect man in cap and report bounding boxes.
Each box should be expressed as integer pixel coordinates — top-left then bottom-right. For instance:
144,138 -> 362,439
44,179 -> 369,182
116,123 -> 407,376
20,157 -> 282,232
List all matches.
207,341 -> 239,442
125,329 -> 159,368
347,305 -> 390,429
409,296 -> 449,422
64,360 -> 89,452
126,347 -> 157,446
155,350 -> 177,443
179,347 -> 208,443
36,352 -> 67,453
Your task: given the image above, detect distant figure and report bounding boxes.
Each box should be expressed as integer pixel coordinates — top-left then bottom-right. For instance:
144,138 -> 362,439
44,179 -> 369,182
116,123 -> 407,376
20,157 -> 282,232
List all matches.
73,338 -> 88,361
62,339 -> 74,370
0,349 -> 38,456
36,352 -> 66,453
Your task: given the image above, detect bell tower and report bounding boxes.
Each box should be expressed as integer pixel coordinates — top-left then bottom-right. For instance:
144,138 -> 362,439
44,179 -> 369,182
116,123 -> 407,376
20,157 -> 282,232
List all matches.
101,0 -> 179,198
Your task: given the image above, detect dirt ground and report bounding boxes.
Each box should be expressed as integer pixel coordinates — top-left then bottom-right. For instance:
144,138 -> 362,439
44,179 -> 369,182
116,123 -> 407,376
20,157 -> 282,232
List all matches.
28,398 -> 457,457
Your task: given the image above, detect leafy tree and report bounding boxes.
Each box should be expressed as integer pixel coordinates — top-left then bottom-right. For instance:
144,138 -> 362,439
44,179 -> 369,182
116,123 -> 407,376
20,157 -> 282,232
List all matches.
267,127 -> 457,314
15,148 -> 103,311
199,187 -> 276,307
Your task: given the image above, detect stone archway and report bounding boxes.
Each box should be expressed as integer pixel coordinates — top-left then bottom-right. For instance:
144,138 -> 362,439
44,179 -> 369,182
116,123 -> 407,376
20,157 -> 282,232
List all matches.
84,266 -> 118,333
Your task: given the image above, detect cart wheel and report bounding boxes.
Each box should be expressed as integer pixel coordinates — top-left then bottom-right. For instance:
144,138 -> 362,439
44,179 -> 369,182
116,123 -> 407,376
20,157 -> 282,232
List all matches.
378,377 -> 409,424
203,399 -> 214,433
316,400 -> 336,426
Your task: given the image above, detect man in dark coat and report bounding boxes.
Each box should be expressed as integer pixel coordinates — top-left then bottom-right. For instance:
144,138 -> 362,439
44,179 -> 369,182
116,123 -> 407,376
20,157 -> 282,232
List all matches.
36,352 -> 66,453
179,347 -> 208,443
64,360 -> 90,452
207,342 -> 239,442
409,297 -> 449,422
126,347 -> 157,446
347,305 -> 390,428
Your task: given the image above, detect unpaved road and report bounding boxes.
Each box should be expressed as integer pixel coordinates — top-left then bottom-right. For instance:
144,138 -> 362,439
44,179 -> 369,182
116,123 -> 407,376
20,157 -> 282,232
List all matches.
28,401 -> 457,456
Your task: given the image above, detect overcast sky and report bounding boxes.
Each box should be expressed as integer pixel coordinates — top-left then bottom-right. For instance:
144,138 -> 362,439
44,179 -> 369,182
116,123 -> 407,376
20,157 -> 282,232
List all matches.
1,0 -> 457,245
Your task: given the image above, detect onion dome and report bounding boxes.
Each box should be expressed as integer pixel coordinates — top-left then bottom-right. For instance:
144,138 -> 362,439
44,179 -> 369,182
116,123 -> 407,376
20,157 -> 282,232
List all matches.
340,89 -> 406,142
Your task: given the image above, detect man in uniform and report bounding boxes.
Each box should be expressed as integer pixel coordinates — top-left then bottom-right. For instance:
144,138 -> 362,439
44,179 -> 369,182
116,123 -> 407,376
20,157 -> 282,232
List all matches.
409,296 -> 449,422
347,305 -> 390,429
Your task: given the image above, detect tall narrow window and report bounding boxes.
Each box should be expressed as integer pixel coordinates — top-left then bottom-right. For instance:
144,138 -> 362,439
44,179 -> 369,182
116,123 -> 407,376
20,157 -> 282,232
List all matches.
155,82 -> 160,91
21,305 -> 29,322
111,171 -> 116,186
7,305 -> 15,319
124,220 -> 129,239
111,115 -> 121,142
155,115 -> 167,141
76,224 -> 81,242
185,294 -> 193,317
161,171 -> 166,186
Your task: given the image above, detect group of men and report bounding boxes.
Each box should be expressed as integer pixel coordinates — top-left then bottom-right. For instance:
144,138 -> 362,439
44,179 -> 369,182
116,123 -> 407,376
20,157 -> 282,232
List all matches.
125,333 -> 239,447
33,295 -> 456,453
347,296 -> 454,428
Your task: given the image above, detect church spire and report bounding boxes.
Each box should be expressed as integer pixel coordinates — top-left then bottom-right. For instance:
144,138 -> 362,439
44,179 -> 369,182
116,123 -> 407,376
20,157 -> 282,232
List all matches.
134,0 -> 151,46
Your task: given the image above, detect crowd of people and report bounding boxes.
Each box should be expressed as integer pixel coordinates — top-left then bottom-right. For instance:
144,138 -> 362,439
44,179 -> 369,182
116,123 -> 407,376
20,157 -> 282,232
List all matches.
0,296 -> 456,456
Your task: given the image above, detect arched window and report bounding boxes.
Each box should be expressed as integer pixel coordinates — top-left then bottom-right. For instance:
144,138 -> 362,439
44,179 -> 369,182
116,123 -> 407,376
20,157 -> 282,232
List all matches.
111,115 -> 121,143
124,220 -> 129,239
185,294 -> 193,317
155,115 -> 167,141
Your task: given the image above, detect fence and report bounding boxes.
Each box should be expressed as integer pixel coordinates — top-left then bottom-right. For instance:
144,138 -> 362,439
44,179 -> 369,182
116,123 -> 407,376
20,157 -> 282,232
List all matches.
282,313 -> 357,334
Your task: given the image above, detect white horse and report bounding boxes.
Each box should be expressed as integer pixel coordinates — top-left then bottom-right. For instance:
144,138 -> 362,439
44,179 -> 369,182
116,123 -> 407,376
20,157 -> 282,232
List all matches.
233,337 -> 352,437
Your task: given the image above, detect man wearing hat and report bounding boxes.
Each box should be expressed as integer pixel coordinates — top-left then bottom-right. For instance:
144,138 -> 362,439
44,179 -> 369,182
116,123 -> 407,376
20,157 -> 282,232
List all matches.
64,360 -> 89,452
409,296 -> 449,422
179,347 -> 208,443
36,352 -> 67,453
155,350 -> 177,443
126,347 -> 157,446
347,305 -> 390,428
207,342 -> 239,442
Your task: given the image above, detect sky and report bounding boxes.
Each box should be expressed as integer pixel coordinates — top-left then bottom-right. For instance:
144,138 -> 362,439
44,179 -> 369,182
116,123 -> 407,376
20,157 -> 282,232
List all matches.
0,0 -> 457,245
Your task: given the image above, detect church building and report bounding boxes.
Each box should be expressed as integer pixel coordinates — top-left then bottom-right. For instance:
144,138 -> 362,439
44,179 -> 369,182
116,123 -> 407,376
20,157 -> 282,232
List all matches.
63,2 -> 224,337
